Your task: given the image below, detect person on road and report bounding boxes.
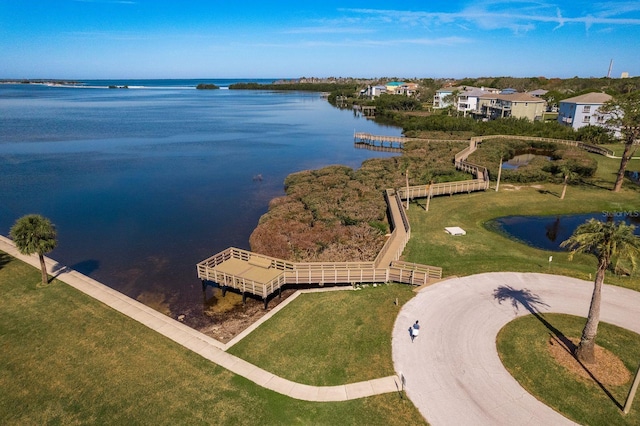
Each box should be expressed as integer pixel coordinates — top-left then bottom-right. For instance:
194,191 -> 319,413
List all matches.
411,320 -> 420,342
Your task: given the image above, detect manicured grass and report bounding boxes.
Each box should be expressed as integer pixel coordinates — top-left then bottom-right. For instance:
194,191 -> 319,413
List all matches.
0,252 -> 426,425
497,314 -> 640,425
404,181 -> 640,290
228,284 -> 416,386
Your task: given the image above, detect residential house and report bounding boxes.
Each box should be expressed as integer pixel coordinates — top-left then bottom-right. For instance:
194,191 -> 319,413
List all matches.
385,81 -> 405,94
360,85 -> 387,99
456,87 -> 500,116
528,89 -> 548,98
435,85 -> 499,110
477,93 -> 547,121
557,92 -> 613,131
397,82 -> 419,96
433,86 -> 463,109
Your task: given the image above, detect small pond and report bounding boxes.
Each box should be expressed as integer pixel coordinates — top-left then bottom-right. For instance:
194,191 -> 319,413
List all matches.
490,212 -> 640,251
502,149 -> 553,170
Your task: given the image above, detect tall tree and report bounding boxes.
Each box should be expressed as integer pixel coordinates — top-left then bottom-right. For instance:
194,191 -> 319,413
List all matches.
9,214 -> 58,286
599,91 -> 640,192
558,164 -> 578,200
561,219 -> 640,363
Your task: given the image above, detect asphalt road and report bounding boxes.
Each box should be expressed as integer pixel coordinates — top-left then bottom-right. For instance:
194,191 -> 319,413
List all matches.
392,272 -> 640,426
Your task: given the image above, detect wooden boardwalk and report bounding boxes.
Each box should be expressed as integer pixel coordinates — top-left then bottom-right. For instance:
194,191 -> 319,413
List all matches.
198,131 -> 613,307
197,186 -> 442,308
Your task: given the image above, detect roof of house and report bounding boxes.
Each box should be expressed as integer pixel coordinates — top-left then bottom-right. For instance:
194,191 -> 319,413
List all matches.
500,93 -> 546,102
478,93 -> 545,103
560,92 -> 612,104
461,88 -> 493,97
528,89 -> 548,96
437,85 -> 472,93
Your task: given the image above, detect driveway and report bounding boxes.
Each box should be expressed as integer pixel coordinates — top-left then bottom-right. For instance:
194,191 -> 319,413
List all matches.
392,272 -> 640,425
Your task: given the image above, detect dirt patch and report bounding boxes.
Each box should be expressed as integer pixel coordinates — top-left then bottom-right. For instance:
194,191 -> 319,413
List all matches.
547,335 -> 631,386
196,289 -> 298,344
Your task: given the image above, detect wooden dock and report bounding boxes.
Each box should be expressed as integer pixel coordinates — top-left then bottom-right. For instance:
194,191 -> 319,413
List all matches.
197,186 -> 442,308
198,131 -> 614,308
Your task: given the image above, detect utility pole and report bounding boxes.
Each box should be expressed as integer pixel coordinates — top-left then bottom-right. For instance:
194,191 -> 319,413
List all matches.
405,167 -> 410,210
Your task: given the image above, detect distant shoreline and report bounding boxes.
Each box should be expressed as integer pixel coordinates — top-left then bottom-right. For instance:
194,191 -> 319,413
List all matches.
0,79 -> 83,87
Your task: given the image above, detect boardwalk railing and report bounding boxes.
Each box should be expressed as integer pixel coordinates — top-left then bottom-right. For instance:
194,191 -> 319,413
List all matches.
197,248 -> 289,300
197,182 -> 441,306
202,132 -> 616,306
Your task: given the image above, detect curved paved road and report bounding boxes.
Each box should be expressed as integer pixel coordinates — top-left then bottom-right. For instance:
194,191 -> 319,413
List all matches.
393,272 -> 640,425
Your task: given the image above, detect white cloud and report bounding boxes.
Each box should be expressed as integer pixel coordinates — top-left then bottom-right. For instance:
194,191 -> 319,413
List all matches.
340,2 -> 640,34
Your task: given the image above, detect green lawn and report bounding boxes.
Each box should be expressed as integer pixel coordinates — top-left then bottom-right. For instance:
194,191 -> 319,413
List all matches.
0,252 -> 426,425
497,314 -> 640,425
228,284 -> 415,386
404,178 -> 640,290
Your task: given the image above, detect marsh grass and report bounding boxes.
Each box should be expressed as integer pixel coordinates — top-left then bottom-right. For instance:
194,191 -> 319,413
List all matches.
497,314 -> 640,425
228,284 -> 416,386
0,253 -> 426,425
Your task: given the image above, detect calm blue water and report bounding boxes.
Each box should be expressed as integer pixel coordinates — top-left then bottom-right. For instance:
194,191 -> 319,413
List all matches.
492,212 -> 640,251
0,79 -> 400,325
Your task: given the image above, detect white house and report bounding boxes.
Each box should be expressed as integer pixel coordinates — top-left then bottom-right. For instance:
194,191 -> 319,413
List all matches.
557,92 -> 612,131
457,87 -> 499,116
360,85 -> 387,99
435,86 -> 499,110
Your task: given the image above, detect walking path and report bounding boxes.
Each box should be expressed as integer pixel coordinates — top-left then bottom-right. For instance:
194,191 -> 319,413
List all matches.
393,272 -> 640,425
4,235 -> 640,422
0,235 -> 400,402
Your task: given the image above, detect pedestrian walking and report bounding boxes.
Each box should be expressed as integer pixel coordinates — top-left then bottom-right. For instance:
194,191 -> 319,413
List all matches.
411,320 -> 420,342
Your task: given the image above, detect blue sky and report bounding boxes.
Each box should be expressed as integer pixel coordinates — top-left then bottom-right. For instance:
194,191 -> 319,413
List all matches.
1,0 -> 639,79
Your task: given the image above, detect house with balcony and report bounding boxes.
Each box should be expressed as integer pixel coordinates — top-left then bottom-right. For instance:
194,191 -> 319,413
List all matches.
477,93 -> 547,121
557,92 -> 612,131
456,87 -> 499,116
435,86 -> 499,110
433,86 -> 462,109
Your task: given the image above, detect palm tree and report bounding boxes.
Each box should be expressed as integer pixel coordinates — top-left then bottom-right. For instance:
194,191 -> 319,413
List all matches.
9,214 -> 58,286
558,164 -> 578,200
599,91 -> 640,192
560,219 -> 640,363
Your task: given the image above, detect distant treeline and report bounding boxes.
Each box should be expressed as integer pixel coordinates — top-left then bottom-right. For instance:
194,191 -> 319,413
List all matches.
229,82 -> 360,92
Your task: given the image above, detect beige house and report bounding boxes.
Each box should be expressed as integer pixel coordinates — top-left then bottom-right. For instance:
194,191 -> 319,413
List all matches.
385,81 -> 419,96
476,93 -> 547,121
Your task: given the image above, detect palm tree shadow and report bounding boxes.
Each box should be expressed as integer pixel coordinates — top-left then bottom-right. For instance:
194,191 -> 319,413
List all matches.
0,252 -> 11,270
493,285 -> 623,410
49,259 -> 100,283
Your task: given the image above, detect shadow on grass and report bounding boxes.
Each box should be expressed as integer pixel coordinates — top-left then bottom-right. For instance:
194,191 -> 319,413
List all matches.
0,252 -> 11,270
493,285 -> 623,410
537,189 -> 559,198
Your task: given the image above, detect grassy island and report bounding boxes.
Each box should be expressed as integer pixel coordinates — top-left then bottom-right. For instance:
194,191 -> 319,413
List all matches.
196,83 -> 219,90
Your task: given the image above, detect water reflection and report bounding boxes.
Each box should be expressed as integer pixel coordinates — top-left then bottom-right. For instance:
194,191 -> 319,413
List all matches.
502,152 -> 552,170
491,212 -> 640,251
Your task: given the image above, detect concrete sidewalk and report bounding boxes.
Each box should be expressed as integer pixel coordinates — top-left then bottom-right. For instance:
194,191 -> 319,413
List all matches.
0,235 -> 400,402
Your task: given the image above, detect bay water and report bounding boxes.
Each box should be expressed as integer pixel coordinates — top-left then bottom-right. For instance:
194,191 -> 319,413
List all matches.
0,79 -> 400,326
